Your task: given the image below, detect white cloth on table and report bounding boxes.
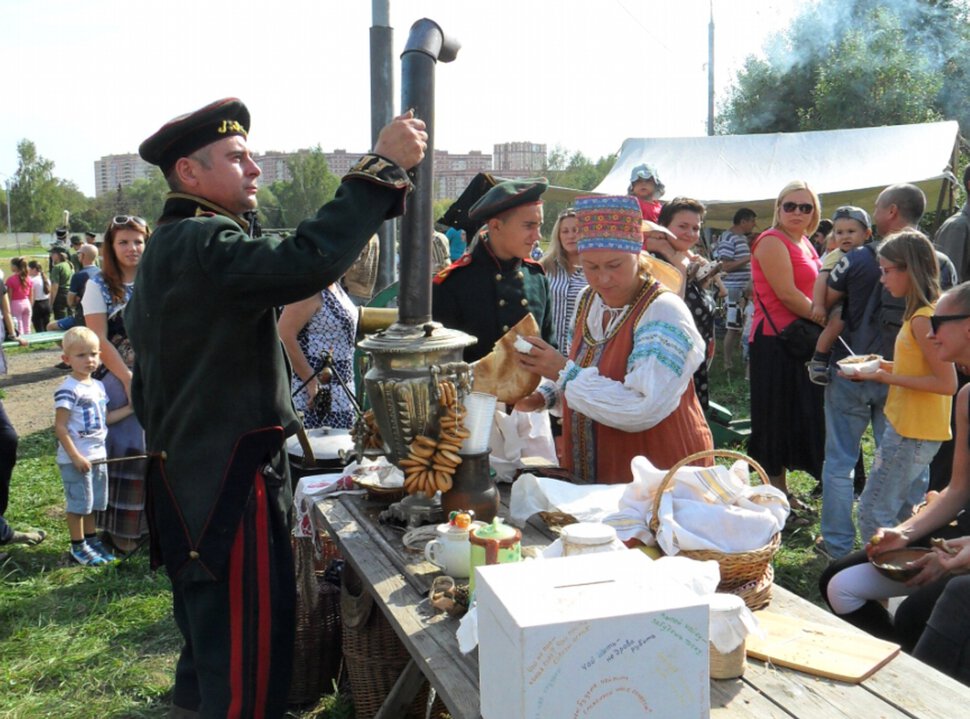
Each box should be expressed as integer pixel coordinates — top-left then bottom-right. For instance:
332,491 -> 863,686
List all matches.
489,409 -> 557,481
540,290 -> 706,432
508,473 -> 629,527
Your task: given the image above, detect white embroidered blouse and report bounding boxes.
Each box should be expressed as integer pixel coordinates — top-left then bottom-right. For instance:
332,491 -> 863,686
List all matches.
538,288 -> 705,432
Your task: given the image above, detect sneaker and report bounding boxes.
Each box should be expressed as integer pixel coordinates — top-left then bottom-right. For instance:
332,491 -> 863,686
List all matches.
70,542 -> 108,566
8,529 -> 46,546
86,537 -> 117,562
806,359 -> 830,386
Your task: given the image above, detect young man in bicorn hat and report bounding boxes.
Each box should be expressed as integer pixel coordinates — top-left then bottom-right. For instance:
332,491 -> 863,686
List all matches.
432,178 -> 557,363
127,98 -> 426,719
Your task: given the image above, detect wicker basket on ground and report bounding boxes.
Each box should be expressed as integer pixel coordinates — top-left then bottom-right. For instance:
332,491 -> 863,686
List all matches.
341,568 -> 448,719
648,449 -> 781,610
288,535 -> 344,706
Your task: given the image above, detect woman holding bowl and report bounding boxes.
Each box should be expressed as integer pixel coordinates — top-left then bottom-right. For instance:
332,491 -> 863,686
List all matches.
514,195 -> 712,483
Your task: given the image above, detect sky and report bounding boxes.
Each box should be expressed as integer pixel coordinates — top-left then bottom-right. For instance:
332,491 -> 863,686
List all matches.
2,0 -> 805,197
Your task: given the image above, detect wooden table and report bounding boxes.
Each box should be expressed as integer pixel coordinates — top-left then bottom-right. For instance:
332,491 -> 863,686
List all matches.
313,491 -> 970,719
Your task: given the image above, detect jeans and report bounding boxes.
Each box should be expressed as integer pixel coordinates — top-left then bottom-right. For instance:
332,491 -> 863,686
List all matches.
821,375 -> 888,558
857,421 -> 939,543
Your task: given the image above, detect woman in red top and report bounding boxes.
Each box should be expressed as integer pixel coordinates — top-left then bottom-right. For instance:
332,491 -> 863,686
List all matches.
5,257 -> 33,335
749,181 -> 825,506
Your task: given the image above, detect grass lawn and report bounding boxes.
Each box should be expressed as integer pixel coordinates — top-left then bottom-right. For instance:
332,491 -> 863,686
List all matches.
0,342 -> 855,717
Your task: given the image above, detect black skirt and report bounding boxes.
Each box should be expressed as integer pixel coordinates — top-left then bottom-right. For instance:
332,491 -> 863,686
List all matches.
748,322 -> 825,480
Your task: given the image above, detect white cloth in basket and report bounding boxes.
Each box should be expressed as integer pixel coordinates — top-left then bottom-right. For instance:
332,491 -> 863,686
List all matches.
603,455 -> 789,553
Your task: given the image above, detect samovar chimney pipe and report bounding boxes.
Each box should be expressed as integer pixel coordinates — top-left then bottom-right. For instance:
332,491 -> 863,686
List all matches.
398,19 -> 460,325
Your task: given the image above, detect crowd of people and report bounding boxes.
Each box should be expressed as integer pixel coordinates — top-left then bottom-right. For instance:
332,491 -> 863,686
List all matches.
4,93 -> 970,713
434,163 -> 970,688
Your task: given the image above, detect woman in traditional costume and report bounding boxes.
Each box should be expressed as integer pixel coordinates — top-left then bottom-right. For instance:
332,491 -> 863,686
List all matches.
515,195 -> 713,483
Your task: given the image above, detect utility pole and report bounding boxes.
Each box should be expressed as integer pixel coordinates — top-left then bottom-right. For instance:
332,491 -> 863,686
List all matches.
0,174 -> 12,246
707,0 -> 715,136
371,0 -> 397,293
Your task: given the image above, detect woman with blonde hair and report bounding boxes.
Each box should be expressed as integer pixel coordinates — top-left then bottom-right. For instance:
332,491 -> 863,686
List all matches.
540,208 -> 587,356
748,180 -> 825,508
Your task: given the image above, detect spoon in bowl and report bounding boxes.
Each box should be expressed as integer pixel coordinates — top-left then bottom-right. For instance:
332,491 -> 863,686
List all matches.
838,335 -> 857,356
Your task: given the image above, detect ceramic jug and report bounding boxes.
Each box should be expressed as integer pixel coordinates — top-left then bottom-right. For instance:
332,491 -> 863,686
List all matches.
424,515 -> 474,578
468,517 -> 521,592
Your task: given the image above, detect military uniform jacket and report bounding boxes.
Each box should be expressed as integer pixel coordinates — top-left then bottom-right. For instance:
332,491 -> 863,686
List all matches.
432,238 -> 556,363
127,157 -> 409,581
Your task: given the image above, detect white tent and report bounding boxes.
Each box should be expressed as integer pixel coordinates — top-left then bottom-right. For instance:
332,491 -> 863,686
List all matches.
583,121 -> 961,227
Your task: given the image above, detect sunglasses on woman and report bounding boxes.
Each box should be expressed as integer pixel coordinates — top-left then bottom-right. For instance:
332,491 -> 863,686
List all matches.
558,208 -> 576,219
111,215 -> 148,228
781,202 -> 814,214
930,313 -> 970,333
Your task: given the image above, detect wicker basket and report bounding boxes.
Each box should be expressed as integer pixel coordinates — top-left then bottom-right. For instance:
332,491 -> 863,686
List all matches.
341,572 -> 448,719
288,536 -> 344,706
648,449 -> 780,610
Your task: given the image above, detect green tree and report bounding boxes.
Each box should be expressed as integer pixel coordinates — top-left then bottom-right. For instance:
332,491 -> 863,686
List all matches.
798,11 -> 942,130
273,147 -> 339,226
9,139 -> 62,232
541,147 -> 616,240
122,169 -> 169,225
257,185 -> 285,229
718,0 -> 970,135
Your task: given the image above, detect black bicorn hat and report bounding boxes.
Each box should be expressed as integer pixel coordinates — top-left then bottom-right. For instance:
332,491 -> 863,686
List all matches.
438,172 -> 497,238
139,98 -> 250,174
467,177 -> 548,223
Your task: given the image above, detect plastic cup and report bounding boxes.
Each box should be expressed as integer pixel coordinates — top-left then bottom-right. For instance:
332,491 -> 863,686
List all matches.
461,392 -> 497,454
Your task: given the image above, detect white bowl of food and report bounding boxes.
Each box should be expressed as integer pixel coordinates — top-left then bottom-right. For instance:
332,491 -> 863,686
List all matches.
837,354 -> 882,376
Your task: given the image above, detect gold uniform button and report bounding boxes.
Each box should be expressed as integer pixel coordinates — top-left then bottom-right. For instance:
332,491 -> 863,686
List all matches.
521,298 -> 529,307
515,271 -> 524,279
494,273 -> 503,281
502,325 -> 510,332
498,299 -> 506,307
189,550 -> 200,560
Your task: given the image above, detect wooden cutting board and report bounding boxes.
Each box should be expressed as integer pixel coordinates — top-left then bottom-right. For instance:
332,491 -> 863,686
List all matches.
745,610 -> 900,683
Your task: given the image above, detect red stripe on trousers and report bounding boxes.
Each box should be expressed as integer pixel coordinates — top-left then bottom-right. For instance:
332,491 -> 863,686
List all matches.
252,473 -> 272,718
227,522 -> 245,718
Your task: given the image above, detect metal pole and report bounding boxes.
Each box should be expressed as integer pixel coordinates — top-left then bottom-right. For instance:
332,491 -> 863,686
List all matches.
398,19 -> 460,325
707,0 -> 715,136
4,179 -> 11,235
371,0 -> 396,294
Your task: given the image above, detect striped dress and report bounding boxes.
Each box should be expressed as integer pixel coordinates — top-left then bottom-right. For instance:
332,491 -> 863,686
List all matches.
546,264 -> 588,356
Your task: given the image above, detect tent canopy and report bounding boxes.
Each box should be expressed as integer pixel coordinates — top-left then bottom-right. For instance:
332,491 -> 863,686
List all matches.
581,121 -> 960,227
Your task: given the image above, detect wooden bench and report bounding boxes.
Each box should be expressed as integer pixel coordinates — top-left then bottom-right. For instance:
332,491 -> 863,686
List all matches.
3,330 -> 65,349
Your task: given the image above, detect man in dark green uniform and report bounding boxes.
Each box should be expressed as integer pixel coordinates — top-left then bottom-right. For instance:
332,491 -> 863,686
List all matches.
127,97 -> 426,719
432,179 -> 556,362
47,244 -> 73,320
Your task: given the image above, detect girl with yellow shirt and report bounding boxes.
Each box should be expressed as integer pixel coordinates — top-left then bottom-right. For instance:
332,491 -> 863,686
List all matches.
850,231 -> 957,542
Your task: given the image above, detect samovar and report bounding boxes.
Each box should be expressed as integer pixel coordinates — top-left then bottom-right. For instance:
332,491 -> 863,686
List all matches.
356,19 -> 476,527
